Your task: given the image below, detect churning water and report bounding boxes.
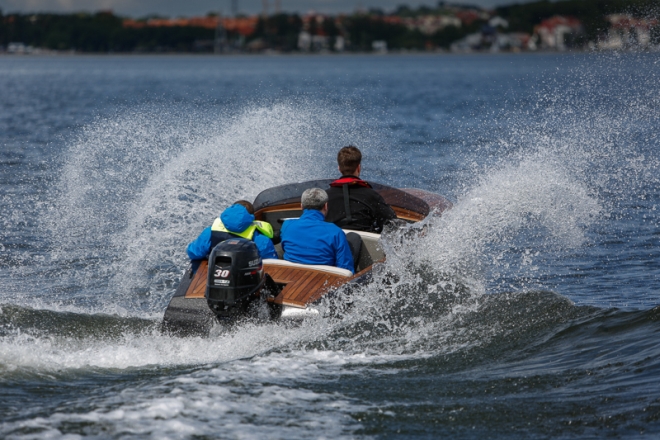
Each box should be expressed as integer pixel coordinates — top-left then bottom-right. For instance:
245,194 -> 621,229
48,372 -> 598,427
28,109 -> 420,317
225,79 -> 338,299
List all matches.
0,53 -> 659,438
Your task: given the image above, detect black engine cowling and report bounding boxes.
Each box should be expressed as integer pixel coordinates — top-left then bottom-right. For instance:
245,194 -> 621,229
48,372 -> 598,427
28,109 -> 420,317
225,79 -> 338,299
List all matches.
205,238 -> 265,317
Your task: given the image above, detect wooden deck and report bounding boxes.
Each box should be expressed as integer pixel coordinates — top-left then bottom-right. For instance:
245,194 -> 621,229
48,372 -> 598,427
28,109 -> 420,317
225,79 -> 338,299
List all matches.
185,260 -> 209,299
184,260 -> 353,309
263,263 -> 351,308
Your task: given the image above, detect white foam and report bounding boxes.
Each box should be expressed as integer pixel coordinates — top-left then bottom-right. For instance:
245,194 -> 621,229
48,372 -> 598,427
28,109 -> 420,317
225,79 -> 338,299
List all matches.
0,347 -> 404,439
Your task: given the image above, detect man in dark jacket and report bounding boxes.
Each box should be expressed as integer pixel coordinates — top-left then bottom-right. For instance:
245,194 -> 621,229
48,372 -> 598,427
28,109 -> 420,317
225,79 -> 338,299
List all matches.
326,146 -> 397,233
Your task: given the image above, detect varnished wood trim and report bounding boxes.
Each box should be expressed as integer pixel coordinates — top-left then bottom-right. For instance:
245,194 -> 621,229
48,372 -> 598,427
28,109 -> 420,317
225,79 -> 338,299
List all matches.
306,276 -> 351,304
256,201 -> 426,222
254,203 -> 301,220
278,267 -> 297,282
392,206 -> 426,222
286,272 -> 316,300
186,260 -> 208,299
293,273 -> 326,301
265,266 -> 297,283
185,258 -> 386,307
265,263 -> 352,308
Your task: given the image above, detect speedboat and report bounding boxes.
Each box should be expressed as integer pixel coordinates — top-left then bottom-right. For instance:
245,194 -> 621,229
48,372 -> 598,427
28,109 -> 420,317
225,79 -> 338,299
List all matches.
161,179 -> 452,336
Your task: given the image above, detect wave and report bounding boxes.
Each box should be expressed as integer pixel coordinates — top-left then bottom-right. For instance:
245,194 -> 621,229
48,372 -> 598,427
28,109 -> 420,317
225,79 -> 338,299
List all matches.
2,291 -> 659,378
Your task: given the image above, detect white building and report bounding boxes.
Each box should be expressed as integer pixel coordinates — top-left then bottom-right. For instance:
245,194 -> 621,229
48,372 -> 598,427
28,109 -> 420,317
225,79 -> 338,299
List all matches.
533,16 -> 583,51
598,14 -> 657,50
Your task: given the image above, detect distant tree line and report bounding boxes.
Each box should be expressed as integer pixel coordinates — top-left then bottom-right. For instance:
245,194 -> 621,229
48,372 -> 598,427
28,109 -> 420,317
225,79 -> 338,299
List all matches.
0,0 -> 658,53
249,14 -> 302,51
0,11 -> 215,52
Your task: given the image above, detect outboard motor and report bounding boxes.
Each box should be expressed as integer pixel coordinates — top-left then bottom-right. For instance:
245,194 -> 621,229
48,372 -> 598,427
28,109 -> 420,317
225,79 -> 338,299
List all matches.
205,238 -> 265,317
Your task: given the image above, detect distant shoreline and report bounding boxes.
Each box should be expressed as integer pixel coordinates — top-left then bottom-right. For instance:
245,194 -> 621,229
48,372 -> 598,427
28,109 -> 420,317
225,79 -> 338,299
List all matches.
2,49 -> 647,58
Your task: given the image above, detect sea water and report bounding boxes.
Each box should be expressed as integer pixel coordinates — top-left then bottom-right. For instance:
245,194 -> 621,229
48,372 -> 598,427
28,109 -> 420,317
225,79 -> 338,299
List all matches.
0,53 -> 659,438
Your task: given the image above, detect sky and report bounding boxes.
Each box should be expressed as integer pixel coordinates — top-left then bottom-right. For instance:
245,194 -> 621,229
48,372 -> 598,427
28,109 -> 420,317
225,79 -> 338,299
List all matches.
1,0 -> 528,17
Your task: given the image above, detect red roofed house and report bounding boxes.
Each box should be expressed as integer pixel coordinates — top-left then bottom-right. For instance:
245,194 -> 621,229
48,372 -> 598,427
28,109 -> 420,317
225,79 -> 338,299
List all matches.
533,16 -> 582,51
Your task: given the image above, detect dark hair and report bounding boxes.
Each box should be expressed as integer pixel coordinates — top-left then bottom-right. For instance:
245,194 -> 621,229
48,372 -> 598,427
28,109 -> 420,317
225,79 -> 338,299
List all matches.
337,146 -> 362,176
234,200 -> 255,214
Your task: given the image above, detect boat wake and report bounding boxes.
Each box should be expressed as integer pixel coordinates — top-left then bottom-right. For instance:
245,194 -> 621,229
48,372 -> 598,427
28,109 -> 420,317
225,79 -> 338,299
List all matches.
0,289 -> 585,373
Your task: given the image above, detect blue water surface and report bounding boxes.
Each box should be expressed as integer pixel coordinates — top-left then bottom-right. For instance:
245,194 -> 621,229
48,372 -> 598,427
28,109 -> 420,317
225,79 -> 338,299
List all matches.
0,53 -> 659,439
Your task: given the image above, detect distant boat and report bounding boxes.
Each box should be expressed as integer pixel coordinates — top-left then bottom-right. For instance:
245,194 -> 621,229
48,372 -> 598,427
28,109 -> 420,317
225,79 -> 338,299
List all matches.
161,179 -> 453,336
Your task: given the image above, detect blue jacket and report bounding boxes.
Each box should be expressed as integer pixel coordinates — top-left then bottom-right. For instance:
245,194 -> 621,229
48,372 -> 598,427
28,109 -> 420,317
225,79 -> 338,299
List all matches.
280,209 -> 354,273
187,204 -> 277,261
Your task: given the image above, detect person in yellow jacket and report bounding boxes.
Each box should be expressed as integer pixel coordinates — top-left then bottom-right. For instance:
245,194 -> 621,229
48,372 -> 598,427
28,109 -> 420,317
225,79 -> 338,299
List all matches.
187,200 -> 277,271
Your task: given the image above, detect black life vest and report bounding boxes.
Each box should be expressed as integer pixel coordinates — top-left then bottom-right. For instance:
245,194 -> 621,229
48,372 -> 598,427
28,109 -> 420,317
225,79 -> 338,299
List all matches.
329,176 -> 376,228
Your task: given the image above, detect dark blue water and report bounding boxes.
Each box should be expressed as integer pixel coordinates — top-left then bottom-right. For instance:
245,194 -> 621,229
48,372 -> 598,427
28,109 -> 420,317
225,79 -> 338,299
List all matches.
0,53 -> 659,438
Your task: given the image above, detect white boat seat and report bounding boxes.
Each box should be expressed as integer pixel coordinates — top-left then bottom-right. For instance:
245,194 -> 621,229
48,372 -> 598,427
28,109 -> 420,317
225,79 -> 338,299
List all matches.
341,229 -> 383,270
341,229 -> 380,240
262,259 -> 353,278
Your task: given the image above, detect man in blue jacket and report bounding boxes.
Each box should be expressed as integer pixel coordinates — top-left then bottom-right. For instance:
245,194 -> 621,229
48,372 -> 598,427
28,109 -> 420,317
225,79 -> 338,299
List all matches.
187,200 -> 277,271
280,188 -> 354,273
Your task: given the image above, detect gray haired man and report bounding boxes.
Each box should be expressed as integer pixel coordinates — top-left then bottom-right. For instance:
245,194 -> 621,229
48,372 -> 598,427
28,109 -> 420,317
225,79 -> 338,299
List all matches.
280,188 -> 359,273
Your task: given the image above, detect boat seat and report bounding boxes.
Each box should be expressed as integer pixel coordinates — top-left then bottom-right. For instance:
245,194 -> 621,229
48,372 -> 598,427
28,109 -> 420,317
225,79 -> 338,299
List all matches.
262,259 -> 353,277
341,229 -> 383,271
342,229 -> 381,241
